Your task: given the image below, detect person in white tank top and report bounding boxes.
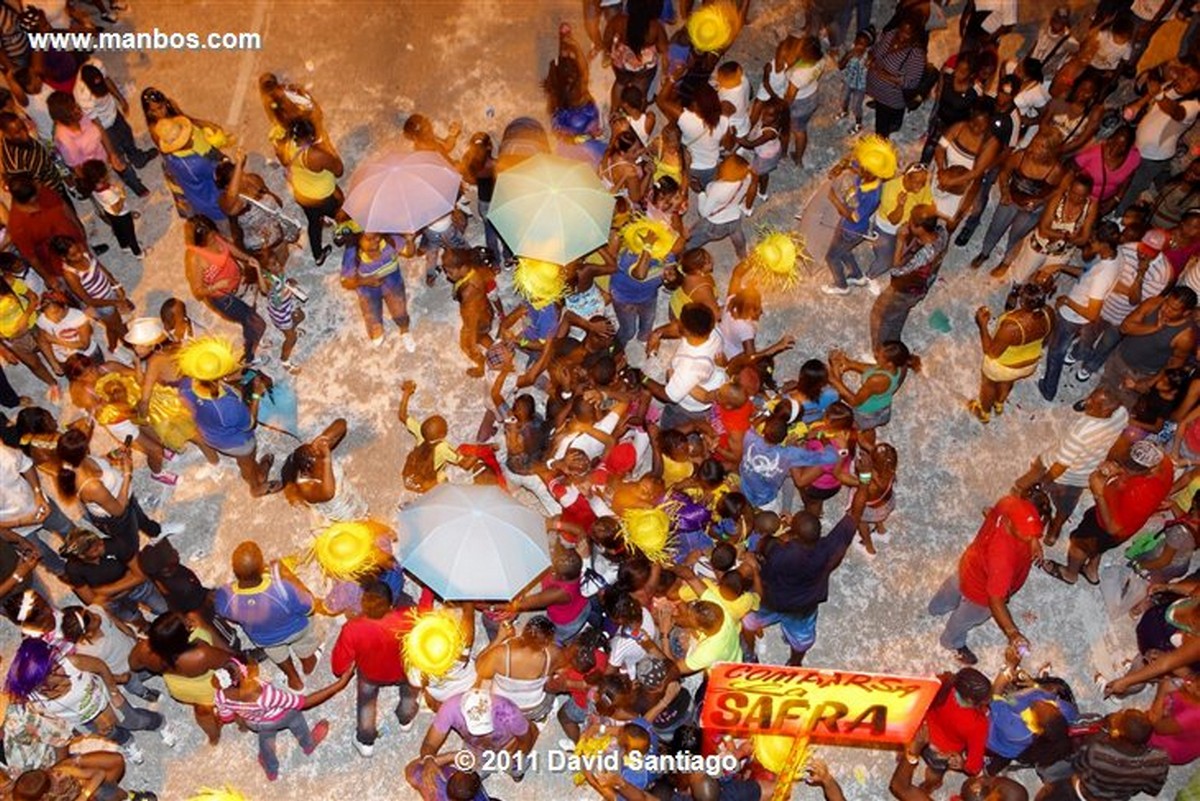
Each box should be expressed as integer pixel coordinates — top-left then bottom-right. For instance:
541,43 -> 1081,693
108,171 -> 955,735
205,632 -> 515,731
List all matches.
474,617 -> 562,722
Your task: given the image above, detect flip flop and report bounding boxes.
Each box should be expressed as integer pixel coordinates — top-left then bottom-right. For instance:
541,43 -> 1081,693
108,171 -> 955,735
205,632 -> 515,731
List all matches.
1082,565 -> 1101,586
1041,560 -> 1076,585
967,399 -> 990,424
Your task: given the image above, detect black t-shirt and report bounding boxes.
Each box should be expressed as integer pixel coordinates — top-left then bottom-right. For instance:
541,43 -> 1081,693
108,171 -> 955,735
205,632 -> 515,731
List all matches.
156,565 -> 208,613
935,74 -> 979,128
761,514 -> 858,614
64,541 -> 128,589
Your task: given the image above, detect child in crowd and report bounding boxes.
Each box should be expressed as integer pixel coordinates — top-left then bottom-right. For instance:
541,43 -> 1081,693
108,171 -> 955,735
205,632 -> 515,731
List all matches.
398,379 -> 474,493
837,28 -> 872,133
714,62 -> 752,138
858,442 -> 898,555
79,158 -> 141,256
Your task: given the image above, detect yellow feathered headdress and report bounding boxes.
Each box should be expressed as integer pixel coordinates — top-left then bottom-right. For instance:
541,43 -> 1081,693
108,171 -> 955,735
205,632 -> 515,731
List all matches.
621,217 -> 678,261
687,0 -> 741,53
188,789 -> 251,801
310,520 -> 391,582
620,505 -> 676,565
852,134 -> 899,181
175,336 -> 241,381
743,230 -> 812,290
513,258 -> 567,309
403,608 -> 467,678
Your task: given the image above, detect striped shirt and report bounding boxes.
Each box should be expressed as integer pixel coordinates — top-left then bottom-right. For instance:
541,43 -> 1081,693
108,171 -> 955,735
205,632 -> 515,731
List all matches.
1041,407 -> 1129,487
215,682 -> 304,725
865,28 -> 926,110
1,137 -> 63,191
1100,244 -> 1170,326
1073,735 -> 1169,801
0,2 -> 29,67
66,256 -> 118,303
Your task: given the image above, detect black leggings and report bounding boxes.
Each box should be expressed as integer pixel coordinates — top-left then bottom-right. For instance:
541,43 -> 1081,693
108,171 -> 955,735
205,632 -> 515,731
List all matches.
300,193 -> 342,259
874,102 -> 906,138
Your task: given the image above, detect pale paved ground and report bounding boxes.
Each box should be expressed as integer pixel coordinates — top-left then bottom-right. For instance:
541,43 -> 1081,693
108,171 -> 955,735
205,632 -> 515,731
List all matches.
5,0 -> 1193,799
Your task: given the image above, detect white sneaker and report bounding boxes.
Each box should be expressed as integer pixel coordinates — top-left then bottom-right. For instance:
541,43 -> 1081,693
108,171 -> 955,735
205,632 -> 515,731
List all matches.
847,276 -> 870,287
865,278 -> 883,296
159,724 -> 178,748
400,332 -> 417,353
820,284 -> 851,296
123,742 -> 145,765
369,334 -> 385,348
354,739 -> 375,758
398,717 -> 415,733
158,522 -> 185,538
557,738 -> 576,753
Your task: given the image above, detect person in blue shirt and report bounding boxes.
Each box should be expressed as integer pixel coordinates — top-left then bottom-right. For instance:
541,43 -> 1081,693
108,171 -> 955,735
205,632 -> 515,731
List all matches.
739,415 -> 838,512
822,150 -> 888,295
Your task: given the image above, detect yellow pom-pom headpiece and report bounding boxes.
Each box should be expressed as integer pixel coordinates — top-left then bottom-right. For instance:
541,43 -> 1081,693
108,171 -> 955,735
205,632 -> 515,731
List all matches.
311,520 -> 390,582
403,608 -> 467,678
513,258 -> 567,309
620,505 -> 676,565
188,789 -> 251,801
175,336 -> 241,381
852,134 -> 899,180
687,1 -> 740,53
744,230 -> 812,290
621,217 -> 678,261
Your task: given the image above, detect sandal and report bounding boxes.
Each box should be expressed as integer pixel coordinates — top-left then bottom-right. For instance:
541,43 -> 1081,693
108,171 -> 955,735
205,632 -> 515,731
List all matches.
992,401 -> 1004,416
1082,563 -> 1101,586
1041,560 -> 1076,585
967,399 -> 990,424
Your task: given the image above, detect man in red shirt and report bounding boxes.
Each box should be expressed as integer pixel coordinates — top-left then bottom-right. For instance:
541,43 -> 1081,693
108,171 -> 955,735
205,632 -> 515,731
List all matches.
1043,439 -> 1174,586
6,175 -> 88,288
330,580 -> 417,758
928,491 -> 1049,665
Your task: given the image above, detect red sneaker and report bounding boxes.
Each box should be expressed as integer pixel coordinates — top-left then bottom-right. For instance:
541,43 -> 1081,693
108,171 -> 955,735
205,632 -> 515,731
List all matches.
258,754 -> 279,782
303,719 -> 330,755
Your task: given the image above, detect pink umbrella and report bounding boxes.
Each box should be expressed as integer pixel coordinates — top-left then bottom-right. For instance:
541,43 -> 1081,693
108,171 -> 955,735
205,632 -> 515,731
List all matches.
344,150 -> 461,234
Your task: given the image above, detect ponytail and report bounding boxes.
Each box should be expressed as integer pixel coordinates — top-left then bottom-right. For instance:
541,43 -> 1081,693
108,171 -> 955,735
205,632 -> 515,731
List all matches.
57,464 -> 77,499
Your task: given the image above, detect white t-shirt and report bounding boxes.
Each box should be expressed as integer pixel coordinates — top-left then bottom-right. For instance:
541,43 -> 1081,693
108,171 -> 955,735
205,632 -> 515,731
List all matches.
25,86 -> 54,142
976,0 -> 1018,32
73,58 -> 118,129
1136,90 -> 1200,161
1014,82 -> 1051,119
1061,255 -> 1122,325
718,311 -> 757,361
787,61 -> 824,102
716,76 -> 752,136
697,175 -> 751,224
35,307 -> 94,362
553,411 -> 621,462
1100,244 -> 1172,325
755,60 -> 791,102
665,330 -> 724,412
1090,30 -> 1133,71
0,445 -> 38,522
678,110 -> 730,171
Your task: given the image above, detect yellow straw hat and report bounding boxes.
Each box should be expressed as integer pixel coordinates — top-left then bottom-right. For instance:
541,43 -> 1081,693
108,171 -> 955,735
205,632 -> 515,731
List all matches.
687,1 -> 740,53
752,734 -> 797,775
621,218 -> 678,261
153,115 -> 194,154
620,506 -> 675,565
852,134 -> 899,180
403,609 -> 467,678
175,336 -> 241,381
311,520 -> 390,582
188,789 -> 251,801
744,230 -> 811,290
513,258 -> 567,310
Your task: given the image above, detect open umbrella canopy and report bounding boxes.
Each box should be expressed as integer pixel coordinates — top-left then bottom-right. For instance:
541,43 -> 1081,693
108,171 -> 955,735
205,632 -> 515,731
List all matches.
395,483 -> 550,601
487,153 -> 615,264
344,150 -> 461,234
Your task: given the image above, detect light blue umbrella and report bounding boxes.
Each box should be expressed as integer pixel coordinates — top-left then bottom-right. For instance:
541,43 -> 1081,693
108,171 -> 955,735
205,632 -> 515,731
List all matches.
395,483 -> 550,601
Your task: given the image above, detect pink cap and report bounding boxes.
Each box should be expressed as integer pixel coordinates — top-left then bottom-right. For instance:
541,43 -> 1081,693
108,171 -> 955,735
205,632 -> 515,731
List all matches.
1141,228 -> 1168,252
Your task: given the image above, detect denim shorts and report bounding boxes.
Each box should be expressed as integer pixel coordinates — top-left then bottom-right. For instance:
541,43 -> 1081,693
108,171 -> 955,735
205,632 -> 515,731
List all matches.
790,92 -> 819,130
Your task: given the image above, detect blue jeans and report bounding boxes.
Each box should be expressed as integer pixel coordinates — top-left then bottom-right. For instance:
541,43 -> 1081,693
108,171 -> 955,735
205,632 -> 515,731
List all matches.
17,498 -> 73,576
207,293 -> 266,362
355,270 -> 410,336
835,0 -> 874,46
869,230 -> 897,278
928,574 -> 993,651
1038,312 -> 1083,401
825,223 -> 866,288
356,675 -> 419,746
1076,318 -> 1122,374
107,579 -> 168,624
956,167 -> 998,245
1115,156 -> 1173,215
613,298 -> 657,346
979,203 -> 1040,262
250,709 -> 315,776
869,285 -> 923,350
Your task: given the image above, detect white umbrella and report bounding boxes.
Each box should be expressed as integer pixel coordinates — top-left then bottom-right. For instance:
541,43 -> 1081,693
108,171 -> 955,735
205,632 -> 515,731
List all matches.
343,150 -> 462,234
395,484 -> 550,601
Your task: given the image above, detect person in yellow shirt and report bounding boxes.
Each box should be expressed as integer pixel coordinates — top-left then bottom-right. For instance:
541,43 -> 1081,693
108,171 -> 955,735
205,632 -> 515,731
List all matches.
398,380 -> 475,493
0,266 -> 57,393
675,565 -> 761,623
869,163 -> 933,286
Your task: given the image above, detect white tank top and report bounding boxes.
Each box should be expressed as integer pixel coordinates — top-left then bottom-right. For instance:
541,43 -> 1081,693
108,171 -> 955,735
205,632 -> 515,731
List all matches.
81,460 -> 124,519
491,643 -> 551,712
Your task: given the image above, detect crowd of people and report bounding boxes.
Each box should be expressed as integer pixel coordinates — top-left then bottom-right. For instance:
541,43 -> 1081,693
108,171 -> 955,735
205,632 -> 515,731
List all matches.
0,0 -> 1199,799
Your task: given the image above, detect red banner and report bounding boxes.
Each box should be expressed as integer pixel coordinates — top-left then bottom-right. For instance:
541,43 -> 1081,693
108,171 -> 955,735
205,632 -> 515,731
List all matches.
700,663 -> 942,747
